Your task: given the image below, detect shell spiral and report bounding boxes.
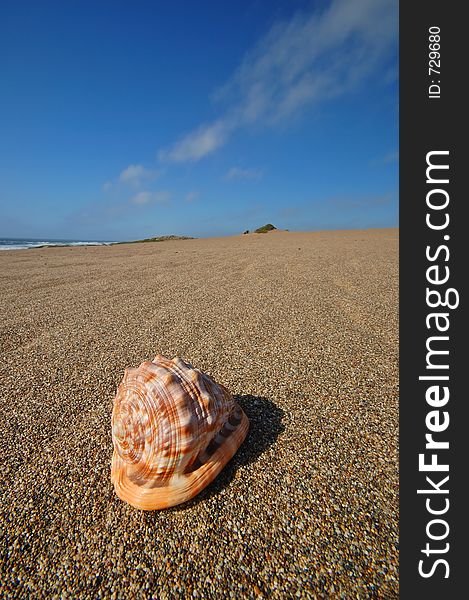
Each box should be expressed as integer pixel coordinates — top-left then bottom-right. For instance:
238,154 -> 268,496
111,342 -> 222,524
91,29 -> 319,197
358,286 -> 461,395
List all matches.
111,355 -> 249,510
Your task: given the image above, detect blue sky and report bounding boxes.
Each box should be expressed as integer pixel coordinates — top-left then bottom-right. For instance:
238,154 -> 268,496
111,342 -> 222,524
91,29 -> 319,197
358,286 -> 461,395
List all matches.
0,0 -> 398,241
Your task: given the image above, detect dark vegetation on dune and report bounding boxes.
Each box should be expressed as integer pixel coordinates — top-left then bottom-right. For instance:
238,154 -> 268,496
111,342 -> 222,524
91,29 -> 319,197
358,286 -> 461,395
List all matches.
115,235 -> 195,244
254,223 -> 277,233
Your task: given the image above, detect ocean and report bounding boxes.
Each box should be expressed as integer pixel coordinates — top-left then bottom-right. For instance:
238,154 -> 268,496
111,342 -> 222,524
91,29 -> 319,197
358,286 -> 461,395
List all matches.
0,238 -> 117,251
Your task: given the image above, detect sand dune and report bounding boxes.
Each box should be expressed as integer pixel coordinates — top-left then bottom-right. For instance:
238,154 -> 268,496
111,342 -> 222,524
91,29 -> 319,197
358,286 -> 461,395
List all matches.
0,229 -> 398,598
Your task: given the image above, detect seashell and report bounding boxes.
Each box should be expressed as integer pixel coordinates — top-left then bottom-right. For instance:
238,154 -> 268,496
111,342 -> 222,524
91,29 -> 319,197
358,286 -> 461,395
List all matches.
111,355 -> 249,510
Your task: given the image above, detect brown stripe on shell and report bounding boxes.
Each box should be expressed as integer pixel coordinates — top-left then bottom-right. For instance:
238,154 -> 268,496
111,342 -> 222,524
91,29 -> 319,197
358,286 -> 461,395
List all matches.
228,411 -> 242,427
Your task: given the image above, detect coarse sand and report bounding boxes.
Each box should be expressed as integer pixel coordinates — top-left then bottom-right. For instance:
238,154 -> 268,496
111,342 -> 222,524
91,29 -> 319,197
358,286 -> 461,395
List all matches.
0,229 -> 398,598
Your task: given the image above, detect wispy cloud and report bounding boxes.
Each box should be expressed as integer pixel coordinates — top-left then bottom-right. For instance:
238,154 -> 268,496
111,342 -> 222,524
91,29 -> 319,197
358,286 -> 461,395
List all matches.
119,164 -> 156,185
131,190 -> 170,205
158,121 -> 230,163
159,0 -> 397,163
224,167 -> 263,181
102,164 -> 163,194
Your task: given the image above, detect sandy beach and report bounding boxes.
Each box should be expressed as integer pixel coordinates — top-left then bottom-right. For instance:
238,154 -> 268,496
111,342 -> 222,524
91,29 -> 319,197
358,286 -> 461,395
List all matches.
0,229 -> 398,598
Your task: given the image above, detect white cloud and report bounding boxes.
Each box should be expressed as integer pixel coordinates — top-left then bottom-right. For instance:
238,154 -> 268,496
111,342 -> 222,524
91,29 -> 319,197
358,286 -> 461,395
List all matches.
224,167 -> 263,181
102,164 -> 163,194
131,191 -> 170,205
119,164 -> 155,185
159,0 -> 397,163
158,121 -> 231,163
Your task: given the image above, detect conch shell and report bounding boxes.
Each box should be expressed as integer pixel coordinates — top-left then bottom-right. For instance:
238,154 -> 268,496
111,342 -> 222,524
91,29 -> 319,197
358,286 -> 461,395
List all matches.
111,355 -> 249,510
